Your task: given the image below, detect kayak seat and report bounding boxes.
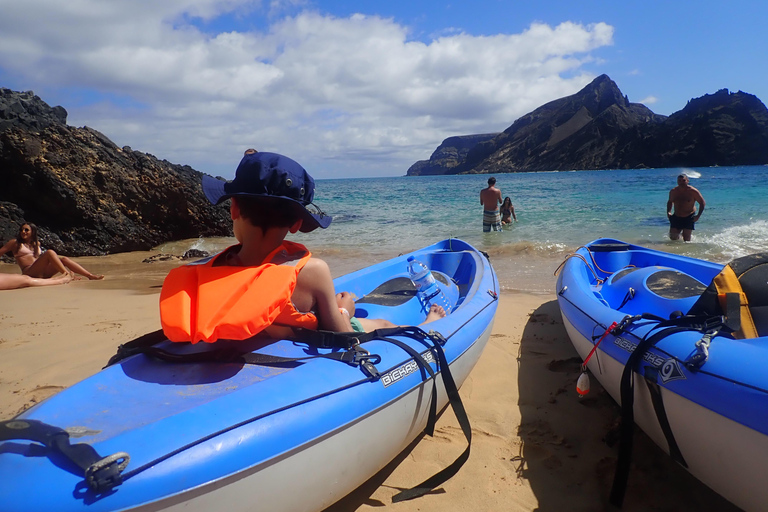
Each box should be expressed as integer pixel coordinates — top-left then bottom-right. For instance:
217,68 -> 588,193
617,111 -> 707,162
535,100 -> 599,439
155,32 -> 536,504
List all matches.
688,253 -> 768,338
589,244 -> 633,274
601,266 -> 707,317
739,260 -> 768,336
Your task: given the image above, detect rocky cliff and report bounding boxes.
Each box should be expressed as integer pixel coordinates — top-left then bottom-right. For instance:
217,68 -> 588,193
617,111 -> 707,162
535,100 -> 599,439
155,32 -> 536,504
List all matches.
0,87 -> 231,256
407,75 -> 768,175
406,133 -> 499,176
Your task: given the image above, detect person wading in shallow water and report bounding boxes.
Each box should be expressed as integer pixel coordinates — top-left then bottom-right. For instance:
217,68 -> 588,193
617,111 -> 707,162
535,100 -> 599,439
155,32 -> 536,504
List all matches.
480,177 -> 503,232
500,196 -> 517,224
667,174 -> 705,242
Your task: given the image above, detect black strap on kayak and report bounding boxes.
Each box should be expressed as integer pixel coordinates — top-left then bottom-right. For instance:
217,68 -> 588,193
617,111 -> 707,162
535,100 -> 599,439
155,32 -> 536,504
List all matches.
0,419 -> 129,493
609,323 -> 703,507
101,324 -> 472,499
104,329 -> 167,367
289,325 -> 475,500
104,329 -> 382,379
377,333 -> 441,436
643,368 -> 687,468
105,327 -> 366,369
606,310 -> 734,508
391,329 -> 473,502
298,325 -> 451,439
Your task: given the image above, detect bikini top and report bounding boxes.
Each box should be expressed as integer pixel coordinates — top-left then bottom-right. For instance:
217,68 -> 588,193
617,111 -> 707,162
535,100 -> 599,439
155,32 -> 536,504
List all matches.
13,243 -> 36,260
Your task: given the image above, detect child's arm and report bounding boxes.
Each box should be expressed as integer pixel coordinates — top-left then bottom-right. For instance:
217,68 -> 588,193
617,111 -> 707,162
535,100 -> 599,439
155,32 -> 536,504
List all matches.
296,258 -> 353,332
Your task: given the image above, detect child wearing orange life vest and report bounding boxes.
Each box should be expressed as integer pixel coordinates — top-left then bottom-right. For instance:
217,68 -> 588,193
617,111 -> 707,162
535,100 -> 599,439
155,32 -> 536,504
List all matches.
160,151 -> 349,343
159,151 -> 445,344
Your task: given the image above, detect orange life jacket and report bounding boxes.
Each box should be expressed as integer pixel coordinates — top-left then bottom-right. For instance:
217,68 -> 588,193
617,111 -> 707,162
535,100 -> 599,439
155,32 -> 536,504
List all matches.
159,241 -> 318,343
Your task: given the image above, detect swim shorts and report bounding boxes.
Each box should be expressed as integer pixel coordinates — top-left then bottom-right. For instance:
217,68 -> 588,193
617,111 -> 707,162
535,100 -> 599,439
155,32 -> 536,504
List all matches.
350,317 -> 365,333
669,213 -> 695,231
483,210 -> 502,232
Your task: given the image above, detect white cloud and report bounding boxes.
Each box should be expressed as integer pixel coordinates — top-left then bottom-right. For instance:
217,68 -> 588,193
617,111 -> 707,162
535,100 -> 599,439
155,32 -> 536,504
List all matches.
639,95 -> 659,105
0,1 -> 615,178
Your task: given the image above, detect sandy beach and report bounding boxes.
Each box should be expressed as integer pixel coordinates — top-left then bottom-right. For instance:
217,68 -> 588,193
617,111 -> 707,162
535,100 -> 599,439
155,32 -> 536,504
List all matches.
0,259 -> 740,511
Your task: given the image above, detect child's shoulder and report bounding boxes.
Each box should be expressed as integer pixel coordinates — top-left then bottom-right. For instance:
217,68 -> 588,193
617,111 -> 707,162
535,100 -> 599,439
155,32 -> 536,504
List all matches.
296,256 -> 332,284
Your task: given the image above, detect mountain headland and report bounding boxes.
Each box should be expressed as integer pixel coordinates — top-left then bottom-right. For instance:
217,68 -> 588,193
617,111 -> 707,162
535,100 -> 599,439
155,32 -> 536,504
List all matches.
407,75 -> 768,175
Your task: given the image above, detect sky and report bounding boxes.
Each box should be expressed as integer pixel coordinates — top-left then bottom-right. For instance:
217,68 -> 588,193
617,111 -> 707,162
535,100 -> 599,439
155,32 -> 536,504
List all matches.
1,1 -> 766,179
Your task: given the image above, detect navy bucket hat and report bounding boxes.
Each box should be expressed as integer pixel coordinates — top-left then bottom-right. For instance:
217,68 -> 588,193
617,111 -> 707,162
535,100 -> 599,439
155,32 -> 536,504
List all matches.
202,152 -> 332,232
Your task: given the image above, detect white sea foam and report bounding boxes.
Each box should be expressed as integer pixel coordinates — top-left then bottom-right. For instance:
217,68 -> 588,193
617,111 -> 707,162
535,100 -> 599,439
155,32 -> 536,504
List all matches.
679,168 -> 702,178
189,236 -> 205,250
700,220 -> 768,260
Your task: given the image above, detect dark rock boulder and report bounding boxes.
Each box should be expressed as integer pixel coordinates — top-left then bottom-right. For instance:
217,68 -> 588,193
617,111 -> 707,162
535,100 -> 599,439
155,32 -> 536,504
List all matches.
0,88 -> 232,256
0,88 -> 67,133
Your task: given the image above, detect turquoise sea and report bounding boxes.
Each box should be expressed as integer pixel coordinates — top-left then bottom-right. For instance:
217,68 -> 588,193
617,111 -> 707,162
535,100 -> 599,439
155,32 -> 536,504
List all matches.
161,165 -> 768,295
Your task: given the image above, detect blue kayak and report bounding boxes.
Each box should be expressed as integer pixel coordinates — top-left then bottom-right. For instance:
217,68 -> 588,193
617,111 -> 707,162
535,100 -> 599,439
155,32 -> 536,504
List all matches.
0,238 -> 499,512
556,238 -> 768,512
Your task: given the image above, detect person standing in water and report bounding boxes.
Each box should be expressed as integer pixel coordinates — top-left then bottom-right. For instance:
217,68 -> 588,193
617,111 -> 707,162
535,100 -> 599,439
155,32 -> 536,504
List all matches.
480,177 -> 503,232
0,223 -> 104,280
667,174 -> 705,242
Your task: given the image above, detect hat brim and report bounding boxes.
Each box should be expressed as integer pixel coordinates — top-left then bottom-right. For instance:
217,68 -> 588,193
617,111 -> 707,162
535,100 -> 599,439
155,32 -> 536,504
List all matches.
202,174 -> 331,232
202,174 -> 228,205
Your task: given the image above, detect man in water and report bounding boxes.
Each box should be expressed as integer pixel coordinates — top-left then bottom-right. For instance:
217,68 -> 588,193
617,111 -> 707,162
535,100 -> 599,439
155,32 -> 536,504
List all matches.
480,177 -> 503,232
667,174 -> 705,241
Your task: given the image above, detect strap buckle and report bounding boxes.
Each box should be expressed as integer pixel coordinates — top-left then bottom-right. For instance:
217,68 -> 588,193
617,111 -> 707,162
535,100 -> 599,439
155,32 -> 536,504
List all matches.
336,345 -> 381,379
350,345 -> 381,365
685,329 -> 718,371
612,314 -> 640,335
85,452 -> 130,492
427,330 -> 448,346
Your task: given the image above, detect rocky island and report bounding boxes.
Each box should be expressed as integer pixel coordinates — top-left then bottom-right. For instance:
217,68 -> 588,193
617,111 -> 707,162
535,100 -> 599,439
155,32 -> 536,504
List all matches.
407,75 -> 768,175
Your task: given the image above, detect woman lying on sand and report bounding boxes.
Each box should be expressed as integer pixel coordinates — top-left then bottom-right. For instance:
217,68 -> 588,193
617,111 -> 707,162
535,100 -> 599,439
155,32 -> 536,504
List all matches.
0,223 -> 104,280
0,273 -> 72,291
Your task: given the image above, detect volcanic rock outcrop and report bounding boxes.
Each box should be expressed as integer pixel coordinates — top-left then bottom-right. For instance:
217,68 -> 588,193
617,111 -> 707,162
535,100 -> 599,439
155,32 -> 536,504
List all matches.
0,87 -> 231,256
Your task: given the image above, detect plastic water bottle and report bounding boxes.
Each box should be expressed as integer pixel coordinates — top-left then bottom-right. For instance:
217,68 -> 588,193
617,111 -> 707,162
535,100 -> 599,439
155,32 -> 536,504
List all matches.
407,256 -> 452,313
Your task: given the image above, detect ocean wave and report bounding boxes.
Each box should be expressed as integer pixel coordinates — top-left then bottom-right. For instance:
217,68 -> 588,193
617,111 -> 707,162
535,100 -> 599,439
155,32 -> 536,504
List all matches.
699,220 -> 768,260
483,240 -> 574,258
